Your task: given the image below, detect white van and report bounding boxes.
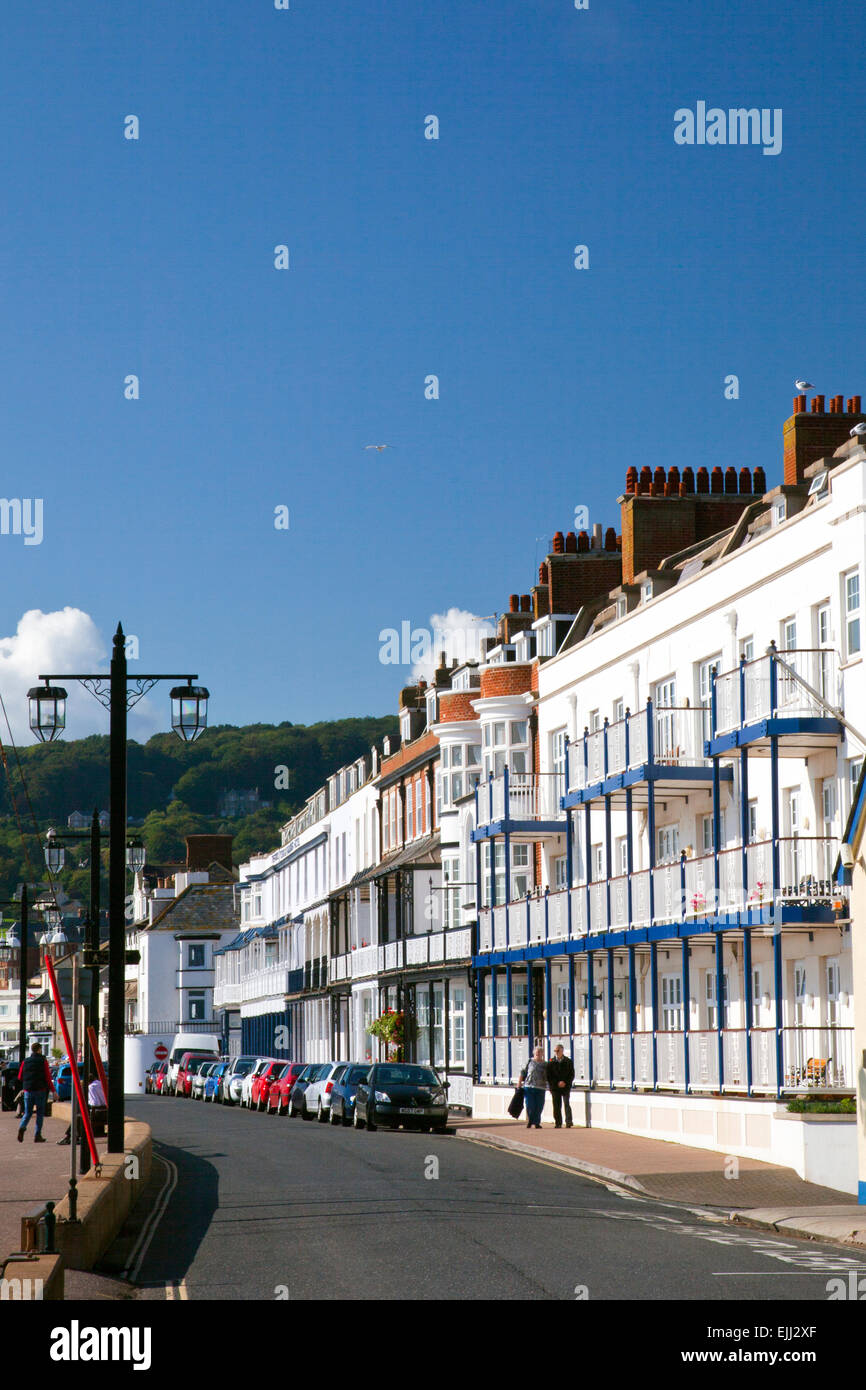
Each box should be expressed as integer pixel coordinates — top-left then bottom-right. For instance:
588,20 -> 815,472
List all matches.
168,1033 -> 220,1093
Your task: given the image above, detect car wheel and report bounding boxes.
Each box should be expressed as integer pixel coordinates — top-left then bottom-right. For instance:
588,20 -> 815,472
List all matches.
330,1103 -> 341,1126
342,1108 -> 352,1127
432,1123 -> 448,1135
353,1106 -> 365,1130
317,1099 -> 328,1123
302,1100 -> 314,1120
366,1105 -> 377,1132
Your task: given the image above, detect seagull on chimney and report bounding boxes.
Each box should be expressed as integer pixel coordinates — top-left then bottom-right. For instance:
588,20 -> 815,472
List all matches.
850,423 -> 866,437
364,444 -> 395,452
795,380 -> 814,392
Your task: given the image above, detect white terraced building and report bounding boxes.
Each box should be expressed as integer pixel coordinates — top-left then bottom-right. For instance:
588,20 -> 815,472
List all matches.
466,395 -> 866,1192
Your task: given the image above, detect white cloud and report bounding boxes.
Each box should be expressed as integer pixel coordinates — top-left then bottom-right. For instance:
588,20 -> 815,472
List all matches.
410,607 -> 496,684
0,609 -> 160,744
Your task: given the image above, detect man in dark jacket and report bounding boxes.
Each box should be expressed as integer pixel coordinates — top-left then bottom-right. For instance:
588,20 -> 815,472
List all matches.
17,1042 -> 57,1143
547,1044 -> 575,1128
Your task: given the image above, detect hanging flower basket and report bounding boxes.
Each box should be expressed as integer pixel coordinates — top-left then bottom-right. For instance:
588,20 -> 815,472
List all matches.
367,1008 -> 415,1061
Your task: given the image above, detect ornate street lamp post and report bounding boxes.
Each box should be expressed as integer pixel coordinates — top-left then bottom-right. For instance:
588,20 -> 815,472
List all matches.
28,623 -> 209,1152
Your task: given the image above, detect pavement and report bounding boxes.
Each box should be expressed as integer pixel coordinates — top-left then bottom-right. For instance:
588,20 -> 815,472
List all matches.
0,1100 -> 110,1261
450,1116 -> 866,1248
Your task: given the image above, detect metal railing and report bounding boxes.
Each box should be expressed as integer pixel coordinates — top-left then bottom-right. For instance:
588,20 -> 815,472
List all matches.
714,647 -> 839,735
479,771 -> 566,826
568,705 -> 709,792
477,1026 -> 853,1094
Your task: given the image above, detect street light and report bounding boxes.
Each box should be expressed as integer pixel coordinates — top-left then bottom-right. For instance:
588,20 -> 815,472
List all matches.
126,838 -> 146,873
44,830 -> 65,874
169,685 -> 210,743
26,686 -> 68,743
30,623 -> 210,1152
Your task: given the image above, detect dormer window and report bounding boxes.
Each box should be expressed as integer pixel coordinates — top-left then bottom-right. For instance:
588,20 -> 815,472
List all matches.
773,498 -> 786,525
616,597 -> 627,619
642,581 -> 653,604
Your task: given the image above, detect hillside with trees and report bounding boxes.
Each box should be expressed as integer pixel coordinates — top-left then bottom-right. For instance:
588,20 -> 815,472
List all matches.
0,715 -> 397,905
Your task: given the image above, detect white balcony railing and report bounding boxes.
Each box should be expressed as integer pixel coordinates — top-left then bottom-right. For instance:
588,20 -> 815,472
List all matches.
481,772 -> 565,826
714,648 -> 839,735
568,706 -> 709,792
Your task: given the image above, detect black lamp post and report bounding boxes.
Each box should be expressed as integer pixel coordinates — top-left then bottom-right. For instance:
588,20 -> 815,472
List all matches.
28,623 -> 209,1153
0,886 -> 29,1075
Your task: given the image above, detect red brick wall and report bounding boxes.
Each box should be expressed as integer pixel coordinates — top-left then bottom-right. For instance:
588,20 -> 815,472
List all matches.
438,691 -> 478,722
620,495 -> 751,586
783,401 -> 865,485
479,665 -> 534,698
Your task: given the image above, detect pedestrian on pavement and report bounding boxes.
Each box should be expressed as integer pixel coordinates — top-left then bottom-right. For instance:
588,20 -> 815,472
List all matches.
16,1042 -> 57,1144
548,1044 -> 575,1128
57,1075 -> 107,1145
519,1046 -> 548,1129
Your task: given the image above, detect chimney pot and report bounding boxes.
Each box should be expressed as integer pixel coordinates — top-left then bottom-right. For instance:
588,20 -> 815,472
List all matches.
794,394 -> 806,414
639,466 -> 652,495
625,466 -> 638,494
604,526 -> 617,551
738,467 -> 752,494
651,467 -> 666,496
509,594 -> 519,613
753,465 -> 767,494
565,530 -> 577,553
552,531 -> 565,554
696,466 -> 709,494
811,394 -> 825,413
710,466 -> 724,494
577,529 -> 589,552
680,465 -> 695,494
724,466 -> 738,494
538,562 -> 549,584
520,594 -> 531,612
591,522 -> 603,549
852,396 -> 862,413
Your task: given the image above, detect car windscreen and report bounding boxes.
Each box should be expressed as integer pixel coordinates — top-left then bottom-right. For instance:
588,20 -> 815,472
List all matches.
232,1062 -> 252,1076
375,1066 -> 440,1086
347,1067 -> 371,1084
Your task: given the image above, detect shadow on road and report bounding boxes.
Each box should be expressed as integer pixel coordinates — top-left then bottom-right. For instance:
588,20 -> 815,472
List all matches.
96,1139 -> 219,1285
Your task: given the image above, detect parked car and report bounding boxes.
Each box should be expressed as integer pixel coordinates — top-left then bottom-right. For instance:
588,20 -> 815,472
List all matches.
288,1063 -> 321,1118
328,1063 -> 371,1126
303,1061 -> 349,1123
167,1033 -> 220,1093
1,1059 -> 20,1111
241,1058 -> 274,1109
153,1061 -> 170,1094
175,1053 -> 218,1098
54,1062 -> 85,1103
191,1061 -> 217,1100
144,1062 -> 163,1094
220,1055 -> 257,1106
205,1061 -> 229,1102
251,1060 -> 287,1111
353,1063 -> 449,1132
266,1062 -> 306,1115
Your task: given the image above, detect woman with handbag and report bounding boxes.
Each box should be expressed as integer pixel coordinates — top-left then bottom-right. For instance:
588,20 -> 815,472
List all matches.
518,1046 -> 548,1129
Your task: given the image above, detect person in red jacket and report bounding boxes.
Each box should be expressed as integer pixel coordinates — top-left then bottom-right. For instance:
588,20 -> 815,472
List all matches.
17,1042 -> 57,1143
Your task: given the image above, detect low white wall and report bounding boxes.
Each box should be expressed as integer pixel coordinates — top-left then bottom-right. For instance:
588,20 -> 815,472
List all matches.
471,1085 -> 857,1194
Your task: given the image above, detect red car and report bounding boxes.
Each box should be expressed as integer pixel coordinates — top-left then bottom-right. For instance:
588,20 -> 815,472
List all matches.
251,1060 -> 287,1111
266,1062 -> 306,1115
154,1061 -> 170,1094
175,1052 -> 219,1098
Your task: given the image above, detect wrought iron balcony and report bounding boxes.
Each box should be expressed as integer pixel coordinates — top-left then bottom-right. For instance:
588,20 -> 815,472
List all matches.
474,770 -> 566,839
565,704 -> 721,807
708,646 -> 843,755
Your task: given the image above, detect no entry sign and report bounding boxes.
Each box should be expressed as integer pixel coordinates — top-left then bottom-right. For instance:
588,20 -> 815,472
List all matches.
154,1043 -> 168,1061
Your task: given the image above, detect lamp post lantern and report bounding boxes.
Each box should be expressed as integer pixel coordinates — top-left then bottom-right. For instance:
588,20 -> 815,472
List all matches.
29,622 -> 210,1152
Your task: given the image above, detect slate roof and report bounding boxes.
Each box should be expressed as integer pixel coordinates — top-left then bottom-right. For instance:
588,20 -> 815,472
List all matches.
146,883 -> 240,934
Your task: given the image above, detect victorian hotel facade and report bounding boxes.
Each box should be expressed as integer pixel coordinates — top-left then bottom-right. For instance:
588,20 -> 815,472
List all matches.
216,395 -> 864,1188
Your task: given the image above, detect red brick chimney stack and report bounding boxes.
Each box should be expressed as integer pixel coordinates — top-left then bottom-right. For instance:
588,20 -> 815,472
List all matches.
784,392 -> 865,484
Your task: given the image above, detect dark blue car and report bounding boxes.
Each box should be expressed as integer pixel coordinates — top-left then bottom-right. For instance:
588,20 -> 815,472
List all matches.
328,1063 -> 372,1126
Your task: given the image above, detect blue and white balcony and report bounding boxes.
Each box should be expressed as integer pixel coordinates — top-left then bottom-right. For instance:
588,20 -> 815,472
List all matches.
564,704 -> 728,808
473,770 -> 566,840
708,646 -> 843,757
476,834 -> 845,955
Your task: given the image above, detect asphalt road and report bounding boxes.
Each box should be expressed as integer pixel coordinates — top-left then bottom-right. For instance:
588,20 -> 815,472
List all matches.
112,1095 -> 866,1302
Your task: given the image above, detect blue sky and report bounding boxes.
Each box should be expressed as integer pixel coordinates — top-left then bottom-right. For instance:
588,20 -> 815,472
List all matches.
1,0 -> 864,739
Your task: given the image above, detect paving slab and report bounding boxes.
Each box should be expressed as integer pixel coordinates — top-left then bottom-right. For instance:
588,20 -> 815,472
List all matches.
451,1116 -> 866,1247
0,1104 -> 110,1258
